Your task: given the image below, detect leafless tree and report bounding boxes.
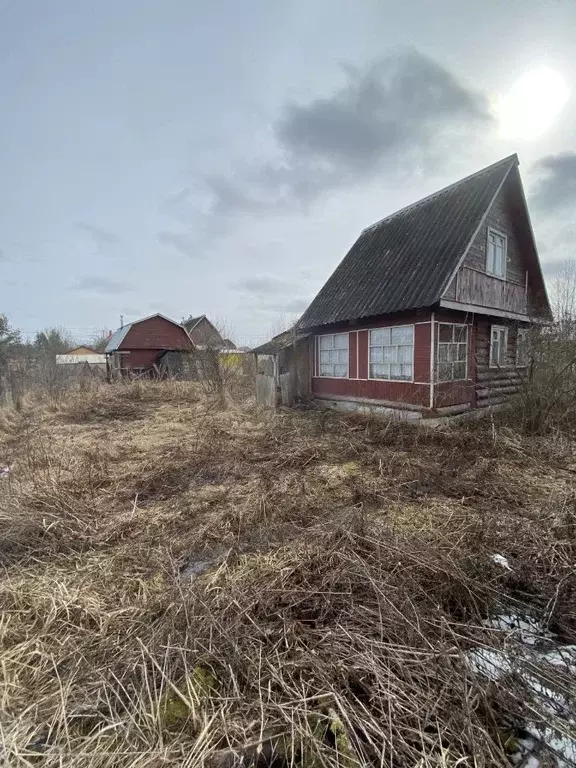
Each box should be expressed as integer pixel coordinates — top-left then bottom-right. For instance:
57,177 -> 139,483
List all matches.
548,258 -> 576,335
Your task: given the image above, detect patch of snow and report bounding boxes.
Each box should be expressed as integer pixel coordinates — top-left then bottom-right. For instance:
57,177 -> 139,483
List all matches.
527,724 -> 576,768
483,613 -> 553,646
468,647 -> 511,680
491,553 -> 512,571
470,610 -> 576,767
0,466 -> 10,478
524,675 -> 571,717
542,646 -> 576,676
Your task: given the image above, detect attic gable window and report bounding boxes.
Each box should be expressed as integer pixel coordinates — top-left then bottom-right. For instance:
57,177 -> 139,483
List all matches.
487,229 -> 507,278
318,333 -> 349,378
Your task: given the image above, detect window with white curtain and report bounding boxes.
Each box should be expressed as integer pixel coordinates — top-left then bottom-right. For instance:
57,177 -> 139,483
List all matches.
490,325 -> 508,367
369,326 -> 413,381
487,229 -> 507,278
318,333 -> 349,377
437,324 -> 468,381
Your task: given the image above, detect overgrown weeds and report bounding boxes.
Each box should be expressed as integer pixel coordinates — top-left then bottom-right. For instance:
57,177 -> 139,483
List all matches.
0,384 -> 574,766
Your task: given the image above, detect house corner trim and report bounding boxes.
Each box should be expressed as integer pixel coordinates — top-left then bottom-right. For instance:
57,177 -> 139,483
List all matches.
429,312 -> 435,409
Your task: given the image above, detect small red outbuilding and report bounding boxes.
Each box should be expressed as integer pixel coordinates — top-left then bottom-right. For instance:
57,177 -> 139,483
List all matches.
105,313 -> 193,377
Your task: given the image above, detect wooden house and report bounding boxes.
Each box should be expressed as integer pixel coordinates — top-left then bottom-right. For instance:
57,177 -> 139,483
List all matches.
105,314 -> 193,378
183,315 -> 226,348
258,155 -> 551,417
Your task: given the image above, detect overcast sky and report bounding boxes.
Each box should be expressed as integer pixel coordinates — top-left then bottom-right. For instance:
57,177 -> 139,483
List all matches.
1,0 -> 575,345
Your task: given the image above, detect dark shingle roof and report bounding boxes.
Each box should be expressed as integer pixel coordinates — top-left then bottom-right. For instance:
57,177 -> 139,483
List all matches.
298,155 -> 518,329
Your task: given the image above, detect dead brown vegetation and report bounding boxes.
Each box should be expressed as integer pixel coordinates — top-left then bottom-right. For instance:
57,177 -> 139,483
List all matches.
0,383 -> 574,767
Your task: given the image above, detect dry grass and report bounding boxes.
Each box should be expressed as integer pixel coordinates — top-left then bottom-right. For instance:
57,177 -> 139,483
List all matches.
0,383 -> 575,767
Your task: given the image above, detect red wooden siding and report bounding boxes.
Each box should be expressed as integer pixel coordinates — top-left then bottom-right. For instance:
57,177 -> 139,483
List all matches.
349,331 -> 357,379
313,376 -> 429,406
121,349 -> 163,369
357,330 -> 368,379
120,316 -> 192,352
310,310 -> 504,411
312,312 -> 432,409
414,323 -> 431,383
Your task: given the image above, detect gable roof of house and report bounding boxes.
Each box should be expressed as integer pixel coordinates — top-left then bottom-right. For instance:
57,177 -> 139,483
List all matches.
105,314 -> 188,353
183,315 -> 205,332
65,345 -> 96,354
183,314 -> 226,346
298,154 -> 532,329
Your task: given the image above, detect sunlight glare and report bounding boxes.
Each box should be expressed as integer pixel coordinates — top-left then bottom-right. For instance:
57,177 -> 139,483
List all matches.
496,67 -> 569,140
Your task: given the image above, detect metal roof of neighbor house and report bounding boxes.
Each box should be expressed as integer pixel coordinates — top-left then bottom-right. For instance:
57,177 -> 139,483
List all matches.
298,155 -> 519,329
105,324 -> 133,352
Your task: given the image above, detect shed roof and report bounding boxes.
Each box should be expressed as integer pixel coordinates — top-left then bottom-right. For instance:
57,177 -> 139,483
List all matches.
252,329 -> 310,355
298,155 -> 519,329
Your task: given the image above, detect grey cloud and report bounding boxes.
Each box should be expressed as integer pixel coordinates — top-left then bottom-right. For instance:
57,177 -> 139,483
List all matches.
76,222 -> 121,252
234,275 -> 310,315
531,152 -> 576,213
120,306 -> 142,316
73,276 -> 132,294
276,298 -> 310,313
204,50 -> 492,216
205,176 -> 265,216
542,259 -> 571,278
276,52 -> 488,168
157,231 -> 197,258
159,188 -> 197,224
251,298 -> 311,315
234,275 -> 300,296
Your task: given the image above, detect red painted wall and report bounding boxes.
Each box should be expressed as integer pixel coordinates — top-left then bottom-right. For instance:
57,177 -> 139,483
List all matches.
311,312 -> 432,408
122,349 -> 162,369
312,376 -> 429,406
310,310 -> 489,410
349,330 -> 357,379
120,316 -> 192,352
118,316 -> 192,371
357,330 -> 368,379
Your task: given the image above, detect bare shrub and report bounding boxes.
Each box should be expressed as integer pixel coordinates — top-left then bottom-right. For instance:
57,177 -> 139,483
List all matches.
191,347 -> 253,406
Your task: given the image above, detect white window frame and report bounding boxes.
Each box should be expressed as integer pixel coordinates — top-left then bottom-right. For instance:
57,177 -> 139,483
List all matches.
516,328 -> 530,368
490,325 -> 508,368
317,333 -> 349,378
436,323 -> 469,382
486,228 -> 507,280
368,325 -> 414,382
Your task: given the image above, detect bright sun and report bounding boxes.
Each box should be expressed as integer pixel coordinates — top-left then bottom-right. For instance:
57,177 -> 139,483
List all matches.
495,67 -> 570,140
